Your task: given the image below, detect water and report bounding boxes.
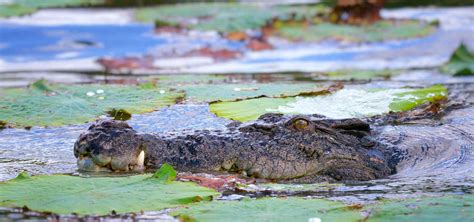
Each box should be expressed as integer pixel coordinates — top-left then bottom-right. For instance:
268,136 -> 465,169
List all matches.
0,104 -> 230,181
1,7 -> 473,73
0,5 -> 473,221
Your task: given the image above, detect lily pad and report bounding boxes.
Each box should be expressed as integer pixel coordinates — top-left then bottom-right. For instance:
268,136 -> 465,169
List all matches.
0,4 -> 35,17
367,195 -> 473,222
135,3 -> 328,33
275,20 -> 435,43
0,167 -> 219,215
324,70 -> 397,80
389,85 -> 447,112
237,182 -> 341,194
154,74 -> 227,85
172,197 -> 362,222
0,80 -> 184,127
0,0 -> 105,17
178,83 -> 329,103
210,85 -> 447,121
211,97 -> 295,122
441,43 -> 474,76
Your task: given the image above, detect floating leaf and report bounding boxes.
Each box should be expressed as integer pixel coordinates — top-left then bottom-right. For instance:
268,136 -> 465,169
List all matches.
135,3 -> 328,33
367,195 -> 474,222
441,43 -> 474,76
211,97 -> 295,122
106,108 -> 132,121
0,81 -> 184,127
210,86 -> 447,121
0,171 -> 218,215
30,79 -> 54,92
171,197 -> 362,222
389,85 -> 447,112
324,70 -> 397,80
178,83 -> 328,102
14,171 -> 31,180
152,163 -> 177,183
0,0 -> 105,17
0,4 -> 35,18
237,182 -> 341,194
275,20 -> 435,43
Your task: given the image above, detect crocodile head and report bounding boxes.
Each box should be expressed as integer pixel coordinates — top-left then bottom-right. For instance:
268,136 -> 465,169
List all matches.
74,113 -> 393,181
74,120 -> 145,172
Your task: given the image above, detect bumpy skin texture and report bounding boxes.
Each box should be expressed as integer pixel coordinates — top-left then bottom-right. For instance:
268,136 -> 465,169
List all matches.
74,113 -> 395,182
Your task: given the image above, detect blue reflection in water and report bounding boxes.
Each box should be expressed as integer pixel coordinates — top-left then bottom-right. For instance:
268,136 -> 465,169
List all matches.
0,23 -> 165,62
0,23 -> 244,63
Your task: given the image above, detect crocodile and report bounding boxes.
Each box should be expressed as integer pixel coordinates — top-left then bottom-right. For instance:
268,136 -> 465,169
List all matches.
74,103 -> 474,182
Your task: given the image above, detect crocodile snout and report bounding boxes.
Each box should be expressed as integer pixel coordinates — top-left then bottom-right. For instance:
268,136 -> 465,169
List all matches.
74,120 -> 146,172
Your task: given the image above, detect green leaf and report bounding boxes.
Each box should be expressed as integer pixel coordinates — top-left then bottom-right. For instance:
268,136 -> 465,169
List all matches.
152,163 -> 177,183
135,3 -> 328,33
210,86 -> 447,121
275,20 -> 435,43
324,70 -> 397,80
170,195 -> 473,222
211,97 -> 295,122
14,171 -> 31,180
389,85 -> 448,112
441,43 -> 474,76
367,195 -> 474,222
0,3 -> 35,18
106,108 -> 132,121
30,79 -> 54,92
0,1 -> 105,18
13,0 -> 105,8
0,82 -> 184,128
236,182 -> 341,193
0,172 -> 219,215
171,197 -> 363,222
178,83 -> 327,102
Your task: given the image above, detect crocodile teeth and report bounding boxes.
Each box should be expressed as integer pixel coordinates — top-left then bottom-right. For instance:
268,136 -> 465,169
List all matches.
137,150 -> 145,167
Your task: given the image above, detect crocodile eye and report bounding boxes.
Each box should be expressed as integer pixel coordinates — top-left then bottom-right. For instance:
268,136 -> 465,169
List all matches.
294,119 -> 309,130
